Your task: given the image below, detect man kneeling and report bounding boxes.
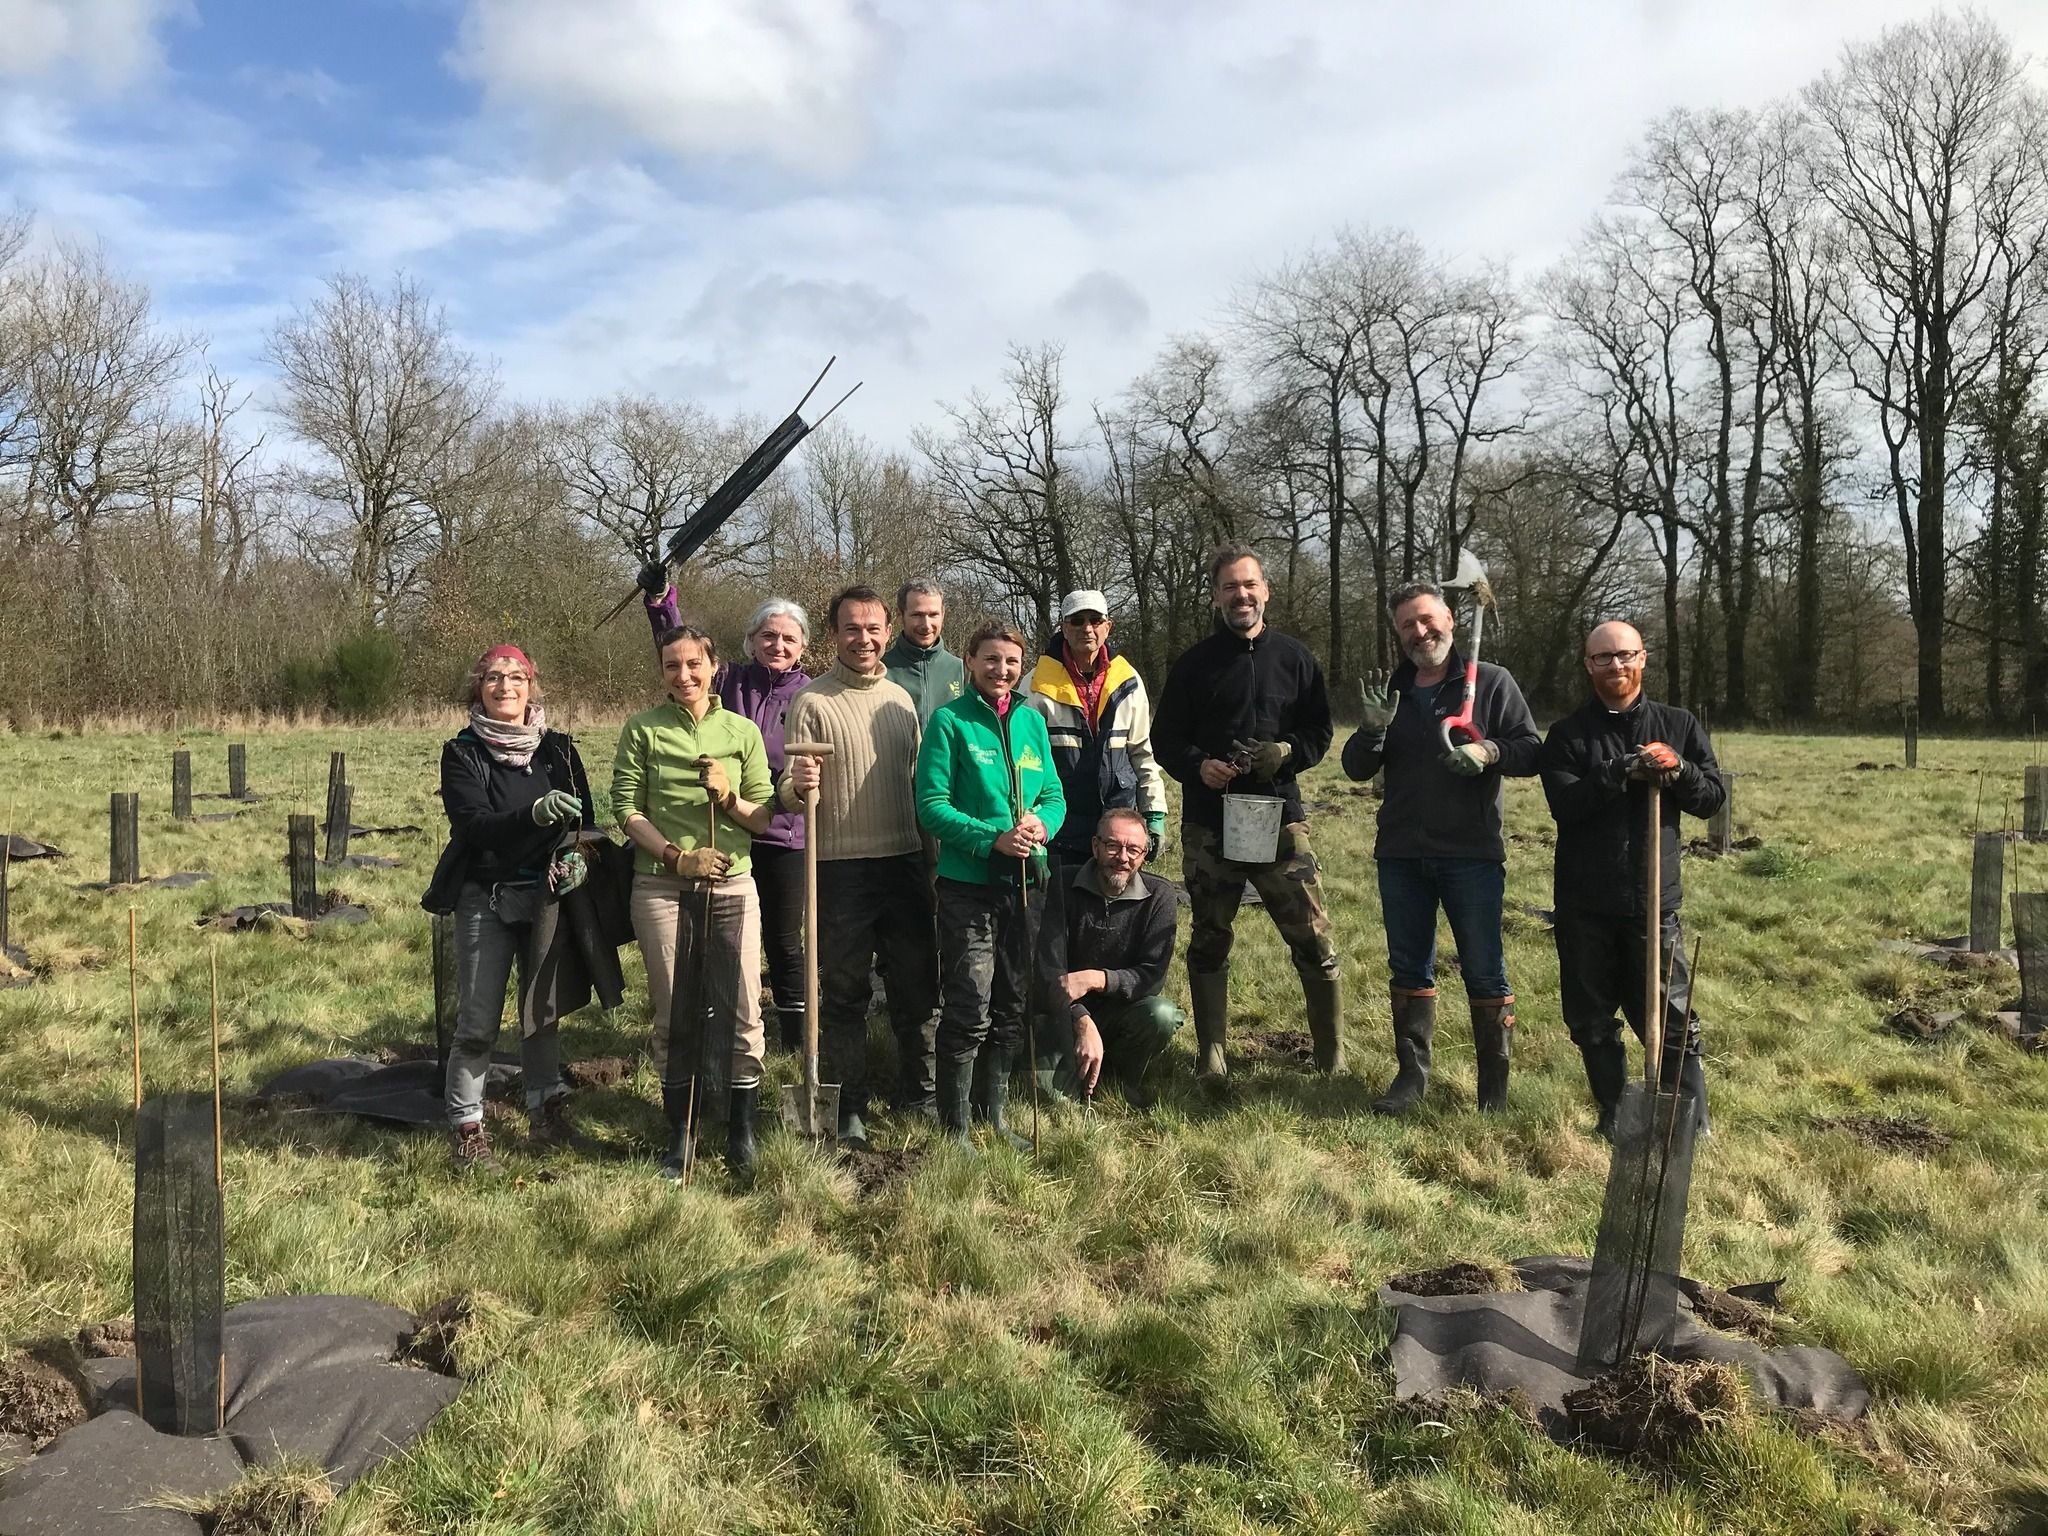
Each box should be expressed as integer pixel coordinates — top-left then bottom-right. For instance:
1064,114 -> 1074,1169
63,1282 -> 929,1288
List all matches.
1039,808 -> 1183,1105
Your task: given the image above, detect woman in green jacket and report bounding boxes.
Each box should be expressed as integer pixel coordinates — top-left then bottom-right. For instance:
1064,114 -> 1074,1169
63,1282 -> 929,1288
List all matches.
613,624 -> 777,1182
915,621 -> 1066,1148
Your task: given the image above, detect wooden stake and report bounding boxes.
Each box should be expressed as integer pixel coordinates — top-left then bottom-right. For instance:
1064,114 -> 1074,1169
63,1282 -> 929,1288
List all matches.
1971,832 -> 2007,954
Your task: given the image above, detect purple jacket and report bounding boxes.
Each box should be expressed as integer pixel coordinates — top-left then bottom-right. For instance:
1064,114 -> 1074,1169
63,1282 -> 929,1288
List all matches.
646,585 -> 808,849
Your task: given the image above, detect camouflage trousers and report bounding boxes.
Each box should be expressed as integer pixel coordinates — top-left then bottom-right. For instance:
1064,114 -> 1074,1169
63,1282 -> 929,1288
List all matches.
1181,821 -> 1339,980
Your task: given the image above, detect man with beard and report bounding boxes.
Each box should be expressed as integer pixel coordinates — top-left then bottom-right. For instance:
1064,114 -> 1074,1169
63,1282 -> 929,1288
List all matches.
1038,807 -> 1182,1105
778,585 -> 938,1147
1152,544 -> 1340,1082
1341,581 -> 1541,1115
1540,620 -> 1722,1137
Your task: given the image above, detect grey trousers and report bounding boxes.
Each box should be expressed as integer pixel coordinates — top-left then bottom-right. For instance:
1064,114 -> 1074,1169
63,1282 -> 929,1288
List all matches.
446,881 -> 565,1128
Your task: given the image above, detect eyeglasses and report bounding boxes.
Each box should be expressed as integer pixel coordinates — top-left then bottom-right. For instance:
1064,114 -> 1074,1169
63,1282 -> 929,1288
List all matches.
482,671 -> 530,686
1586,650 -> 1644,670
1064,614 -> 1106,628
1094,838 -> 1146,858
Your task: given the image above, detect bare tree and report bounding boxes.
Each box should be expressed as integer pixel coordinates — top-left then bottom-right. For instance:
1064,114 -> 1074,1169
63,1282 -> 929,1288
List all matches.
1805,12 -> 2048,720
267,272 -> 497,626
542,393 -> 730,566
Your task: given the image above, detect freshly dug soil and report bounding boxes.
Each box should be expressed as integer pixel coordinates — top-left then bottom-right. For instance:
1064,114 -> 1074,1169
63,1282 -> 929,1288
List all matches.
840,1144 -> 925,1199
398,1295 -> 472,1378
1815,1113 -> 1954,1154
77,1317 -> 136,1358
1941,948 -> 2010,973
1564,1355 -> 1745,1461
0,1352 -> 90,1445
563,1056 -> 634,1089
1884,1005 -> 1950,1042
1677,1281 -> 1775,1339
1242,1029 -> 1316,1066
207,1476 -> 335,1536
1386,1262 -> 1508,1297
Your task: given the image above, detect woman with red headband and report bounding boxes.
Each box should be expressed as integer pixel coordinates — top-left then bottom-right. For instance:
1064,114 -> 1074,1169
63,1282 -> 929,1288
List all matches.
424,643 -> 598,1172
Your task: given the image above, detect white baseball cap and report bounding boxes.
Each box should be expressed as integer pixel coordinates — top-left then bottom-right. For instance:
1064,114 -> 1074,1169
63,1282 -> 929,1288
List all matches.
1059,589 -> 1111,621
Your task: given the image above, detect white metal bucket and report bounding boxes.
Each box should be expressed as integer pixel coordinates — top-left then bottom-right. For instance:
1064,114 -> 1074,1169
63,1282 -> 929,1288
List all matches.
1221,794 -> 1285,864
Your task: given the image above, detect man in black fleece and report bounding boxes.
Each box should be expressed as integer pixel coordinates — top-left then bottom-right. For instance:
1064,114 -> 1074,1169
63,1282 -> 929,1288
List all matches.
1540,620 -> 1723,1136
1152,544 -> 1339,1081
1341,580 -> 1541,1115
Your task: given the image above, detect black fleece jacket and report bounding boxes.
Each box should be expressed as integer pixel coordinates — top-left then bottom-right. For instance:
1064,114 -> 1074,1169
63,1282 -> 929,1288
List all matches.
1152,625 -> 1332,832
1539,694 -> 1725,918
1339,650 -> 1541,862
423,729 -> 598,911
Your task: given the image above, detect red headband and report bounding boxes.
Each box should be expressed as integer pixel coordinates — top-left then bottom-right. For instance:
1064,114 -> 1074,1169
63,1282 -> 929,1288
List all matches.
476,644 -> 536,678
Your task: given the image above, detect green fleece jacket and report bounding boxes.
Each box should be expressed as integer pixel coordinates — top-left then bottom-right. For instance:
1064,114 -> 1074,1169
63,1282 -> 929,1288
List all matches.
915,688 -> 1066,886
883,635 -> 966,727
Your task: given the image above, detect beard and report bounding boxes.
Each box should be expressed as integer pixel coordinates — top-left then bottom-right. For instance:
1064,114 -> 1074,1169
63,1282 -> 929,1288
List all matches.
1222,599 -> 1265,633
1404,632 -> 1452,670
1097,864 -> 1135,898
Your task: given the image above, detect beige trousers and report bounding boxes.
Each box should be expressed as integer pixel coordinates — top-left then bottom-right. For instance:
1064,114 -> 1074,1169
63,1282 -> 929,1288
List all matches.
630,871 -> 764,1089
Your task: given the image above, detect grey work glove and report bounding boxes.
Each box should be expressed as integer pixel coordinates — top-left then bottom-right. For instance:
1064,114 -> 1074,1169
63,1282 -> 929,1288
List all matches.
1357,670 -> 1399,736
1440,740 -> 1500,777
1230,737 -> 1292,781
531,789 -> 582,826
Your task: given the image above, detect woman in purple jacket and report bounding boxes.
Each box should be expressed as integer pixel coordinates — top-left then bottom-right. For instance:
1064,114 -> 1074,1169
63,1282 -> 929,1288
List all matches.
644,572 -> 812,1052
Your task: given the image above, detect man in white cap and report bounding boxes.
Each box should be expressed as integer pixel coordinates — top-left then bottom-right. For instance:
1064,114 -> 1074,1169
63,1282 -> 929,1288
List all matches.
1021,588 -> 1168,869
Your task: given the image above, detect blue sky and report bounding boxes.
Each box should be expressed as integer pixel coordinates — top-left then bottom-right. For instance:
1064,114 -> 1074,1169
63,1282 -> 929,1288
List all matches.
5,0 -> 2048,445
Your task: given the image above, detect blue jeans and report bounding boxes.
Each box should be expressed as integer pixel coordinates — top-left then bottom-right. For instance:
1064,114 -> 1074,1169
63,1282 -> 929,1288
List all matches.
1375,857 -> 1509,999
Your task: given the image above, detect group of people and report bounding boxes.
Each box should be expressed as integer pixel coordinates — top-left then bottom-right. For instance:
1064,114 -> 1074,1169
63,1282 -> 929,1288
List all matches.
426,542 -> 1724,1182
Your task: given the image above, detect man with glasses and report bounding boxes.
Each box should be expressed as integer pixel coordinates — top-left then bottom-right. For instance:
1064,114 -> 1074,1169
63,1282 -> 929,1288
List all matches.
1540,620 -> 1724,1138
1021,588 -> 1168,866
1036,808 -> 1182,1105
1342,580 -> 1541,1116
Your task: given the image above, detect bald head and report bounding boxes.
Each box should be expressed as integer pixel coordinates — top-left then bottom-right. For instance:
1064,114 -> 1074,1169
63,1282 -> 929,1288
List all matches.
1583,621 -> 1648,709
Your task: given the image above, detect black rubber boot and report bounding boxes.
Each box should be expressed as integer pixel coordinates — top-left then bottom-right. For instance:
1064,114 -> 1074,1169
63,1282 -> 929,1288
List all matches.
983,1046 -> 1032,1153
1678,1047 -> 1710,1138
777,1010 -> 802,1055
1302,973 -> 1346,1075
726,1084 -> 759,1185
1471,997 -> 1514,1113
658,1081 -> 698,1182
1189,968 -> 1230,1083
1372,988 -> 1436,1116
1582,1038 -> 1628,1140
937,1053 -> 974,1145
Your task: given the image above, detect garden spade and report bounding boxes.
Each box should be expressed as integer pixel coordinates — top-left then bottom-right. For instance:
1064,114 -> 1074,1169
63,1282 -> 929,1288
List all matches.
1438,547 -> 1497,754
1576,778 -> 1701,1374
779,742 -> 840,1142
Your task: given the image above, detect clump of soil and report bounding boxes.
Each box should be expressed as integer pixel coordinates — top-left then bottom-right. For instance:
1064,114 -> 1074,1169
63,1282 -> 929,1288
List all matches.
0,1352 -> 90,1446
1885,1005 -> 1950,1042
840,1143 -> 925,1198
1815,1113 -> 1954,1154
201,1471 -> 336,1536
398,1294 -> 473,1378
1386,1261 -> 1510,1297
375,1041 -> 435,1065
1677,1280 -> 1776,1339
76,1318 -> 135,1358
1941,948 -> 2009,974
563,1056 -> 633,1089
1241,1029 -> 1315,1066
1564,1355 -> 1746,1461
1852,762 -> 1899,771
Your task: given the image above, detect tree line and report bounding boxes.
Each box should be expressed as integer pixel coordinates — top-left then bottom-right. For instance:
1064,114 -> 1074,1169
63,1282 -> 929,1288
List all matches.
1,11 -> 2044,727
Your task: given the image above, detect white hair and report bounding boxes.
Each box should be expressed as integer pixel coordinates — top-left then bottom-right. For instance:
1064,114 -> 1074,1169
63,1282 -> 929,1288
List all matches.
746,597 -> 810,644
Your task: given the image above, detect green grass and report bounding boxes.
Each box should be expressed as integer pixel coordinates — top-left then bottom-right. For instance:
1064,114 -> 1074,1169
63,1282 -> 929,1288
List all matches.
2,723 -> 2046,1533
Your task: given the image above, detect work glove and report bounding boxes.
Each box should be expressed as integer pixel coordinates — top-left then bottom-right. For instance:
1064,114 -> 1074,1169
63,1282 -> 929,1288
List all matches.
1144,810 -> 1166,864
1231,737 -> 1292,781
1628,741 -> 1682,786
667,845 -> 732,879
1440,739 -> 1500,777
548,849 -> 587,896
696,755 -> 732,805
637,560 -> 669,597
531,789 -> 582,826
1357,670 -> 1399,736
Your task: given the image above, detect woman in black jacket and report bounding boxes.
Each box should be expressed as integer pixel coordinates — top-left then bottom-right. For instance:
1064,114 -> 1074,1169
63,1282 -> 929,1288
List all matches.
427,643 -> 597,1171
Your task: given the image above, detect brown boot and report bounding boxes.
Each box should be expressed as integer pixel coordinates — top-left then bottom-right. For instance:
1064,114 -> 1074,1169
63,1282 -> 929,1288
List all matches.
1188,968 -> 1230,1082
528,1091 -> 580,1149
449,1119 -> 502,1173
1470,996 -> 1513,1113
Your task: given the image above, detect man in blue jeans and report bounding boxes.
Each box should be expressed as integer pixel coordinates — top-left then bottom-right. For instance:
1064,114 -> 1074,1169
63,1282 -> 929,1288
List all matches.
1342,579 -> 1541,1114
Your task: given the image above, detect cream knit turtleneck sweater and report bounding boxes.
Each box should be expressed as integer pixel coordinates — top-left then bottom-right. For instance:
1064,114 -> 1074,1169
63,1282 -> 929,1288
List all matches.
776,660 -> 923,861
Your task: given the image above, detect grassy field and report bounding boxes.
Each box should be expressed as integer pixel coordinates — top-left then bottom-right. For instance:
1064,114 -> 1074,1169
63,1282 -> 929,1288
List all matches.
1,721 -> 2045,1534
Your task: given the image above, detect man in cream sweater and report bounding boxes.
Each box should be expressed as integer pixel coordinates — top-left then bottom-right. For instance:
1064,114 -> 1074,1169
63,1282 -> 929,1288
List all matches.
779,584 -> 937,1147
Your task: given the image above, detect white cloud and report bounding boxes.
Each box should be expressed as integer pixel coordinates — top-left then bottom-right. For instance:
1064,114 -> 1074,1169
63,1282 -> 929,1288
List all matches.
0,0 -> 185,90
451,0 -> 884,173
